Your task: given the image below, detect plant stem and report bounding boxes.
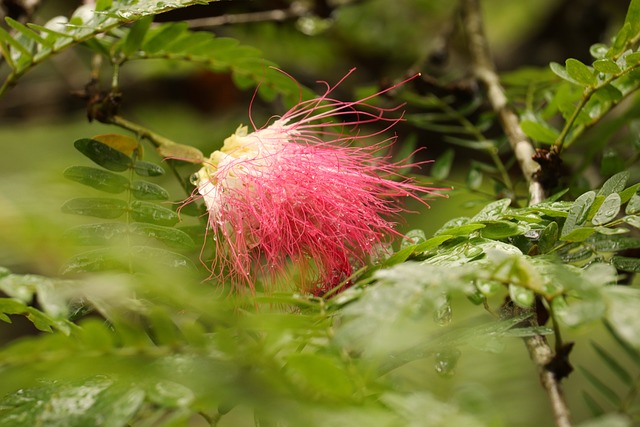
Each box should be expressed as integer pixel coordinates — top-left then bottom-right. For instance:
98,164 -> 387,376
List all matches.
460,1 -> 571,426
460,0 -> 544,205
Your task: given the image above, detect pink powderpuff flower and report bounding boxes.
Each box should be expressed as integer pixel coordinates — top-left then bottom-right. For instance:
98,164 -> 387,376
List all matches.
191,69 -> 447,295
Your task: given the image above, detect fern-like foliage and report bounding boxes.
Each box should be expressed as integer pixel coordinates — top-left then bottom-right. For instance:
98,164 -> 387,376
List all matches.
0,1 -> 217,95
61,135 -> 195,274
580,321 -> 640,424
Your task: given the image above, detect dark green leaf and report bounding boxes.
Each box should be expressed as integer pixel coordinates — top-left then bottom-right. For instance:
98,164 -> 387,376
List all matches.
590,342 -> 633,386
538,222 -> 558,254
561,191 -> 596,237
520,120 -> 559,144
285,354 -> 354,399
413,235 -> 455,254
130,201 -> 179,226
600,149 -> 625,176
623,0 -> 640,35
63,166 -> 129,193
593,235 -> 640,252
129,223 -> 195,249
593,58 -> 622,74
611,256 -> 640,272
61,198 -> 127,219
431,149 -> 454,180
592,193 -> 621,225
130,181 -> 169,201
133,160 -> 165,177
122,16 -> 153,56
598,171 -> 630,196
62,249 -> 127,274
74,139 -> 132,172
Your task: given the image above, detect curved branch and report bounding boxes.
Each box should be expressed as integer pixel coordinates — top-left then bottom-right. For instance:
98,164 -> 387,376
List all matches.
460,1 -> 571,426
460,0 -> 544,205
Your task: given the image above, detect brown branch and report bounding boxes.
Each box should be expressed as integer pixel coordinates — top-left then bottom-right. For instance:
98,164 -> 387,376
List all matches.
460,1 -> 571,426
460,0 -> 544,205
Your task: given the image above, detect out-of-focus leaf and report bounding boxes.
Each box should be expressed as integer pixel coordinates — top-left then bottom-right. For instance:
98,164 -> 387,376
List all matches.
156,143 -> 204,163
509,284 -> 534,308
63,166 -> 129,193
130,181 -> 170,201
122,16 -> 153,56
590,342 -> 633,386
61,198 -> 127,219
130,201 -> 179,226
145,381 -> 194,408
65,223 -> 129,245
472,199 -> 511,222
520,119 -> 559,144
579,367 -> 622,407
605,286 -> 640,349
129,223 -> 195,249
285,354 -> 354,399
431,149 -> 454,180
74,138 -> 132,172
593,235 -> 640,252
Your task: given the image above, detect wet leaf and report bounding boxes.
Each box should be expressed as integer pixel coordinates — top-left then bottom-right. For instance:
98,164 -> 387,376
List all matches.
592,193 -> 621,225
74,138 -> 132,172
145,381 -> 194,408
622,215 -> 640,228
562,191 -> 596,237
63,166 -> 129,193
61,198 -> 127,219
561,227 -> 597,242
129,223 -> 195,249
625,191 -> 640,214
538,222 -> 558,253
130,201 -> 179,226
593,235 -> 640,252
598,171 -> 629,196
472,198 -> 511,221
611,256 -> 640,273
130,181 -> 170,201
65,223 -> 128,245
133,160 -> 165,177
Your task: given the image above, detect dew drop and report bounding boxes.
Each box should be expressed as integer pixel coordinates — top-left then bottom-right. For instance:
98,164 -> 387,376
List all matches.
433,296 -> 452,326
434,348 -> 461,376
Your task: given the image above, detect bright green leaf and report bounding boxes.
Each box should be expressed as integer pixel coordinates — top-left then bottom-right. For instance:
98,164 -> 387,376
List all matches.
562,191 -> 596,237
592,58 -> 621,74
520,119 -> 560,144
561,227 -> 597,242
133,160 -> 165,177
122,16 -> 153,56
565,58 -> 597,86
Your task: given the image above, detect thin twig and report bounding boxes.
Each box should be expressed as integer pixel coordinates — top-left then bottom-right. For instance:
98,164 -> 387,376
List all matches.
186,5 -> 300,29
460,0 -> 544,205
460,1 -> 571,426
